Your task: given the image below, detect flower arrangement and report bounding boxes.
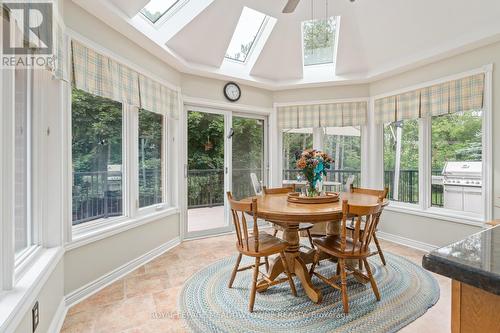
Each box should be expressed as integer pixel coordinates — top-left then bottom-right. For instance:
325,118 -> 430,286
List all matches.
296,149 -> 334,197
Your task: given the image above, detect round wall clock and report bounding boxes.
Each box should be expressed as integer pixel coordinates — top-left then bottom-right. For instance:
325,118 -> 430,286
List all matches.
223,82 -> 241,102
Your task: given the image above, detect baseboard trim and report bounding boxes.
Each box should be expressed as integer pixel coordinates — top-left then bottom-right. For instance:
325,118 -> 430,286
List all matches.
47,298 -> 68,333
377,231 -> 439,253
65,236 -> 181,309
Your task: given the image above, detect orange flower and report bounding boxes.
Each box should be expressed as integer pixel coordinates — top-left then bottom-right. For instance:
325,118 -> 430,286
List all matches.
296,158 -> 307,169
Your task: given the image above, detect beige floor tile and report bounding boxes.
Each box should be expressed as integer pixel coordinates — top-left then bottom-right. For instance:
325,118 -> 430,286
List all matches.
61,233 -> 451,333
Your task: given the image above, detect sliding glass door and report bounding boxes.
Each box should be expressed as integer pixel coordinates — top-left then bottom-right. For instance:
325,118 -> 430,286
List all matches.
184,109 -> 267,238
186,110 -> 229,235
231,115 -> 266,200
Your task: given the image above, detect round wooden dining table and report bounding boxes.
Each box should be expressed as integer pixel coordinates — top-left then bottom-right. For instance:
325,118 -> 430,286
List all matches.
247,191 -> 388,304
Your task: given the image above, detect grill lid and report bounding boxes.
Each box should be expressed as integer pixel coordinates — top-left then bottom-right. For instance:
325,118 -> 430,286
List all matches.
442,161 -> 482,178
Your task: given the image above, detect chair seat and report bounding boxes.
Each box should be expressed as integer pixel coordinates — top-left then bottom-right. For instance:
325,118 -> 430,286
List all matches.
313,235 -> 368,259
238,233 -> 289,256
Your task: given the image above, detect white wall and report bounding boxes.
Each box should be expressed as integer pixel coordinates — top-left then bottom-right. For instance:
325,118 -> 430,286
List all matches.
64,215 -> 179,295
181,73 -> 273,108
273,84 -> 370,103
14,261 -> 64,333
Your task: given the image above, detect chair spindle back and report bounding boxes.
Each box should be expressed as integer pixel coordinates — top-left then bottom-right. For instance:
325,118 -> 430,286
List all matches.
227,192 -> 259,252
340,198 -> 384,255
262,185 -> 295,194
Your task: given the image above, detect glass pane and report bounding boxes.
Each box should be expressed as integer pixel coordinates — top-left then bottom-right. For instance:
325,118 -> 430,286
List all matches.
431,110 -> 482,212
232,117 -> 265,200
383,120 -> 419,203
72,88 -> 123,225
138,110 -> 164,208
323,126 -> 361,188
225,7 -> 266,62
14,68 -> 31,255
303,17 -> 336,66
187,111 -> 226,233
282,129 -> 313,180
141,0 -> 179,23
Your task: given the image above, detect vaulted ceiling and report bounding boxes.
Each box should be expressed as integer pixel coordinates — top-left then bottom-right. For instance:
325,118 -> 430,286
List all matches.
73,0 -> 500,90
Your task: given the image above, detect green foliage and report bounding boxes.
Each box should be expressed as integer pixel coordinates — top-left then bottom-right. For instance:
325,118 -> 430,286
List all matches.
383,119 -> 419,170
72,88 -> 122,173
303,17 -> 336,65
138,109 -> 163,205
282,132 -> 313,176
324,132 -> 361,171
431,111 -> 482,170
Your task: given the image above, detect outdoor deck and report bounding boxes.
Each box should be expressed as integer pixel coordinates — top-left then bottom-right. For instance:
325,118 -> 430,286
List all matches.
188,205 -> 226,232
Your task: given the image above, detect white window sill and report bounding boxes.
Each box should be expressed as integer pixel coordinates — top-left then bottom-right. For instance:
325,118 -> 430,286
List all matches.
66,207 -> 179,251
0,247 -> 64,333
384,202 -> 485,227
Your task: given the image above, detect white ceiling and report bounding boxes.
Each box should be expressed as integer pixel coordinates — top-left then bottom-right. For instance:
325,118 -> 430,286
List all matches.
75,0 -> 500,90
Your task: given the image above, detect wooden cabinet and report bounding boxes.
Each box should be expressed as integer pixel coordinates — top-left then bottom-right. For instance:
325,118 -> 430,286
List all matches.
452,280 -> 500,333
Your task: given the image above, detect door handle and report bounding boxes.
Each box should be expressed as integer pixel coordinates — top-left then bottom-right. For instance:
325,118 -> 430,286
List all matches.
184,164 -> 188,178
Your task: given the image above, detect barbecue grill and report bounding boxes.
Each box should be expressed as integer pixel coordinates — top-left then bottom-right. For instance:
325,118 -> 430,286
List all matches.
442,161 -> 482,214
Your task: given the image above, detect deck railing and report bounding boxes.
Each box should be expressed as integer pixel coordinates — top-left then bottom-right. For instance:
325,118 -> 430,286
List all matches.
73,168 -> 444,225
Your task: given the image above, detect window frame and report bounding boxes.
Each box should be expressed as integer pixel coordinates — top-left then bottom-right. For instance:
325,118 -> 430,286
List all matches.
136,108 -> 168,216
139,0 -> 189,29
276,98 -> 369,189
375,65 -> 493,224
65,37 -> 180,248
301,16 -> 341,68
381,118 -> 422,207
224,7 -> 270,64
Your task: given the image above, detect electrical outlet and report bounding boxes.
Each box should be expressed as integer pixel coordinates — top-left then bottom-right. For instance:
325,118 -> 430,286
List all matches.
32,301 -> 39,332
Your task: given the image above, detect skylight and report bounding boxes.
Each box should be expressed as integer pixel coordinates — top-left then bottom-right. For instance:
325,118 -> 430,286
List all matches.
225,7 -> 267,63
302,17 -> 337,66
141,0 -> 180,24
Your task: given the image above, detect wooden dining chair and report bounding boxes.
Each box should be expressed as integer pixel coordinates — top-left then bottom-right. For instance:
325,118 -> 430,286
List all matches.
309,198 -> 384,313
262,186 -> 315,249
348,185 -> 389,266
227,192 -> 297,312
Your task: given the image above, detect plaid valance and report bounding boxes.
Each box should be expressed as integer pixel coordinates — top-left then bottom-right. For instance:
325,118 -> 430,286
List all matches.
138,74 -> 179,118
278,101 -> 368,129
375,73 -> 485,124
71,41 -> 180,118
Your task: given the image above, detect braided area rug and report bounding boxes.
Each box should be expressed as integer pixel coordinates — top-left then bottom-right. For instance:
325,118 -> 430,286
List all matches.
179,252 -> 439,333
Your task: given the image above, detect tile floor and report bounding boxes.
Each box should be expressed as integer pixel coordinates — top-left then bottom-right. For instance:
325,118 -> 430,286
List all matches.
60,234 -> 450,333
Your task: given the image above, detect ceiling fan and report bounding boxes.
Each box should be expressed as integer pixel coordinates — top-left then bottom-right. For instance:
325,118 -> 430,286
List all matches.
282,0 -> 355,14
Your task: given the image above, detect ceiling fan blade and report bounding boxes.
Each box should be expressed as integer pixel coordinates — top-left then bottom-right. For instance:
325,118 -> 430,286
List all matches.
282,0 -> 300,13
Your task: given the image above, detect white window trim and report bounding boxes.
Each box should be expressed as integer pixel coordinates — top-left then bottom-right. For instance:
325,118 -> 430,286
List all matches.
68,95 -> 178,248
139,0 -> 190,28
224,13 -> 271,65
376,64 -> 493,225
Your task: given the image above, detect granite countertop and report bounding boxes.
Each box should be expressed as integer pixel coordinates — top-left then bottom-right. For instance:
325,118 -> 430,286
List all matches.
422,225 -> 500,295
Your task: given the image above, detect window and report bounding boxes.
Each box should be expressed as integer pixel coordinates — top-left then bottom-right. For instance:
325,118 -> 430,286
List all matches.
14,68 -> 32,256
431,110 -> 483,212
302,17 -> 337,66
138,109 -> 164,208
141,0 -> 180,23
225,7 -> 267,63
282,129 -> 313,180
72,88 -> 123,226
323,126 -> 361,187
383,120 -> 419,203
